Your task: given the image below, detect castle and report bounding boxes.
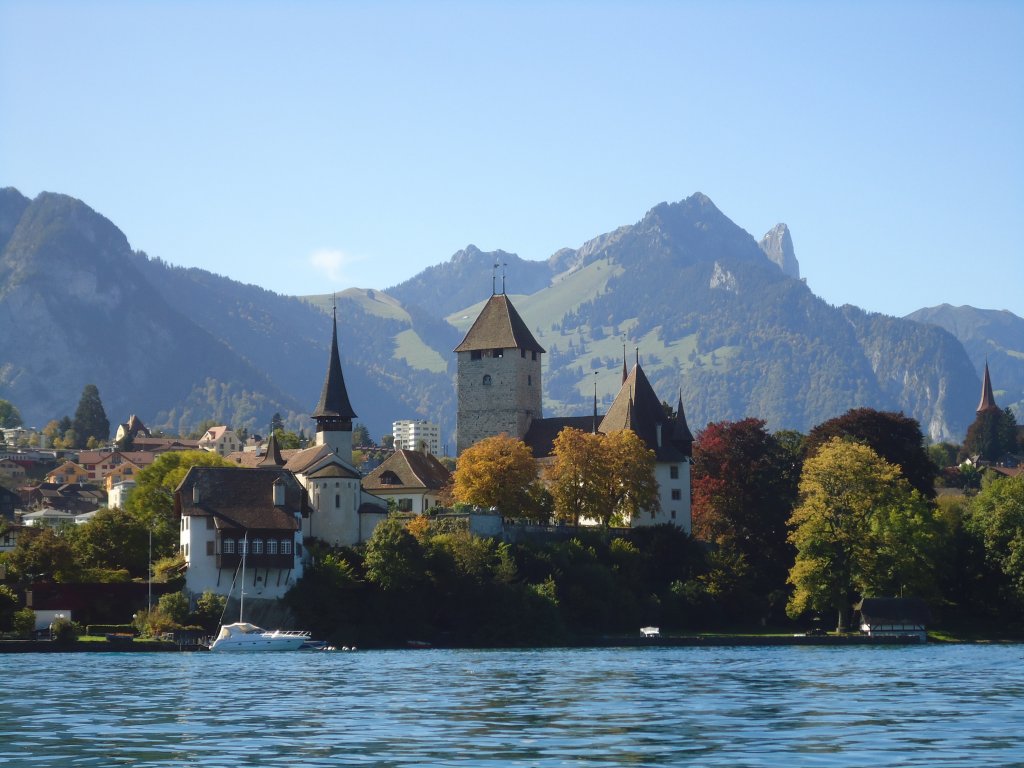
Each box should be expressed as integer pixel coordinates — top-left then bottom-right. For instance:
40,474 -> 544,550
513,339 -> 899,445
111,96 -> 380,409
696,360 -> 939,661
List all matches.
454,289 -> 694,531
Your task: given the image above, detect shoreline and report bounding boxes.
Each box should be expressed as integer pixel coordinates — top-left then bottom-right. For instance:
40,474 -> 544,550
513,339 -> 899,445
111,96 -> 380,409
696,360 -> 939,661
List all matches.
4,633 -> 1011,652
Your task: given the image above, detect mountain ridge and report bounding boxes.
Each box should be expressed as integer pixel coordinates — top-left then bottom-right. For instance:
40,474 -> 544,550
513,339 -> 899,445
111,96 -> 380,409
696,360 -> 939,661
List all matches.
0,186 -> 1006,447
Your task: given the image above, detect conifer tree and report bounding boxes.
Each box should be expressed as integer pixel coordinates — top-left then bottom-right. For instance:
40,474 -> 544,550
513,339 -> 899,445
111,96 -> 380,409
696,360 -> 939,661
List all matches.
72,384 -> 109,448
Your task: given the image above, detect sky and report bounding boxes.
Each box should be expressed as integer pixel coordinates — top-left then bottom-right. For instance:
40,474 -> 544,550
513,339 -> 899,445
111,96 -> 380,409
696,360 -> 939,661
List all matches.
2,1 -> 1022,319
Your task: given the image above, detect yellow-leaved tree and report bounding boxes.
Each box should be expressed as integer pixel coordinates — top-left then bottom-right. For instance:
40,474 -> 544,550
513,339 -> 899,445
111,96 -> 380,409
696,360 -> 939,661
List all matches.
452,434 -> 538,519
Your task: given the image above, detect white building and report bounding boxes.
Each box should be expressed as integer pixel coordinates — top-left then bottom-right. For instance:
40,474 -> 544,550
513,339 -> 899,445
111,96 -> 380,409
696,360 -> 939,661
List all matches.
174,466 -> 306,601
198,426 -> 242,457
392,419 -> 441,456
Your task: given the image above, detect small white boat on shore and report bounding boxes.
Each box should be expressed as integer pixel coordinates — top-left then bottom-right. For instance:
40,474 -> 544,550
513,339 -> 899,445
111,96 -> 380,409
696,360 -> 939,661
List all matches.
208,622 -> 310,652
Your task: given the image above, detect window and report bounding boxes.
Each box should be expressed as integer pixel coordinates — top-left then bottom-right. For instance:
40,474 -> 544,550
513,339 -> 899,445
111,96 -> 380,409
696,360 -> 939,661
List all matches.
206,517 -> 214,529
381,471 -> 401,486
281,540 -> 292,555
471,350 -> 482,361
398,498 -> 413,511
670,465 -> 679,479
183,543 -> 189,557
482,374 -> 492,386
296,543 -> 302,557
521,349 -> 526,358
335,494 -> 340,508
671,489 -> 682,501
671,510 -> 677,520
492,349 -> 503,358
252,538 -> 264,554
528,375 -> 532,386
267,539 -> 278,555
223,539 -> 235,555
532,351 -> 537,361
206,540 -> 215,556
238,539 -> 248,555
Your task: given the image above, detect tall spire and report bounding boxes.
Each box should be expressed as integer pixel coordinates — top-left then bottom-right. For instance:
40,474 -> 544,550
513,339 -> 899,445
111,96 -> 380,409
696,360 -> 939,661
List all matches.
593,372 -> 598,434
977,360 -> 999,414
312,306 -> 357,425
622,343 -> 628,384
259,431 -> 284,467
672,388 -> 694,453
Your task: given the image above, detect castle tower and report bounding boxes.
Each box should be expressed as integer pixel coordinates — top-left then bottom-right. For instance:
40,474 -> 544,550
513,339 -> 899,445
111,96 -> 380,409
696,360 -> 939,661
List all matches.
311,307 -> 357,461
455,292 -> 545,455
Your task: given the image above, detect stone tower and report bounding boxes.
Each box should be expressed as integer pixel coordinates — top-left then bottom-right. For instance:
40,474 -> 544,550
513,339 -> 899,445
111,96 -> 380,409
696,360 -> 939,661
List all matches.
311,307 -> 357,462
455,292 -> 545,455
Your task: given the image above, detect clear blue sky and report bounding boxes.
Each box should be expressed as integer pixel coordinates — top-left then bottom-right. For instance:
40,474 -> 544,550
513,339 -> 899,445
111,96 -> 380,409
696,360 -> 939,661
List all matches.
2,1 -> 1022,318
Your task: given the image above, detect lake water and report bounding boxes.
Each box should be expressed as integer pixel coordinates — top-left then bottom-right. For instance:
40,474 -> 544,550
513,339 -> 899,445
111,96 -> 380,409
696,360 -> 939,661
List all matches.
2,644 -> 1023,767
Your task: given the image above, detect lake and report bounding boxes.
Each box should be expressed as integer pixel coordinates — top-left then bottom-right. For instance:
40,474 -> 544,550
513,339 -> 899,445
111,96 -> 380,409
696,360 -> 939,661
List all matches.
2,644 -> 1023,766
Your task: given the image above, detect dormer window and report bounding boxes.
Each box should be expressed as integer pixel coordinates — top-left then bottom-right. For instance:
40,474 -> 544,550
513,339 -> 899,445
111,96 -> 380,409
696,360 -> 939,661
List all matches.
381,471 -> 401,485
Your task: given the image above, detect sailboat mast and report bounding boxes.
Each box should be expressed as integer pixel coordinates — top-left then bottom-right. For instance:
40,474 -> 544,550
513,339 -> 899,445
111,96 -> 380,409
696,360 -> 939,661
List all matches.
239,532 -> 247,622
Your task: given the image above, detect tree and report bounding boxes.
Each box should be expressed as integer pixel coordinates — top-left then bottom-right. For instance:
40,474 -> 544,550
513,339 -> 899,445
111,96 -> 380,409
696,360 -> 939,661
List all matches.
352,423 -> 373,447
72,384 -> 110,448
787,438 -> 941,630
126,450 -> 232,556
1,525 -> 79,582
967,475 -> 1024,602
546,429 -> 605,525
453,434 -> 538,518
961,408 -> 1018,462
691,419 -> 800,607
272,428 -> 301,450
0,400 -> 22,429
270,413 -> 285,433
928,442 -> 959,471
546,428 -> 658,527
806,408 -> 937,499
599,429 -> 659,527
363,515 -> 425,591
69,506 -> 151,577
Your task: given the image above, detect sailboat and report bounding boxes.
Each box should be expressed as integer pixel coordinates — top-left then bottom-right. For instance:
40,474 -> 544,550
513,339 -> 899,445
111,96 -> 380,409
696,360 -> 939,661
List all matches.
208,533 -> 310,652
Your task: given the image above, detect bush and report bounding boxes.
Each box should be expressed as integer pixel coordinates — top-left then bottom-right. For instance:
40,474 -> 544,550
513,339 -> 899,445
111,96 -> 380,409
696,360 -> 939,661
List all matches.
12,607 -> 35,638
0,584 -> 18,630
50,617 -> 80,644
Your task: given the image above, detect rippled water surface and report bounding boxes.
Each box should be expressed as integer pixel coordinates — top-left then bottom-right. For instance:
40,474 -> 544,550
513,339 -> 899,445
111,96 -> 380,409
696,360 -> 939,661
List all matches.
2,645 -> 1023,767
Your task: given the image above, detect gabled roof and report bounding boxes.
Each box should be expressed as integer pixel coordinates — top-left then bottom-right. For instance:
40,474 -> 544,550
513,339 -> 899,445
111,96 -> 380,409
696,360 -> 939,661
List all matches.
362,450 -> 452,492
312,308 -> 357,421
454,294 -> 545,354
977,361 -> 999,414
174,466 -> 306,530
284,443 -> 359,477
200,426 -> 230,442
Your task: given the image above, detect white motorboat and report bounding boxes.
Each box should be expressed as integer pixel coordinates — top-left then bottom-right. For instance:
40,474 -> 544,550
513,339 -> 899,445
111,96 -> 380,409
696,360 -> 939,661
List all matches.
209,622 -> 310,652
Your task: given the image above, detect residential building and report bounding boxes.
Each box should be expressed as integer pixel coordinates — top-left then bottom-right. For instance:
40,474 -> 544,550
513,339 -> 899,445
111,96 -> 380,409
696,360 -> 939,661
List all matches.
392,419 -> 441,455
198,426 -> 242,457
175,466 -> 307,601
0,459 -> 26,482
44,461 -> 91,486
363,449 -> 452,513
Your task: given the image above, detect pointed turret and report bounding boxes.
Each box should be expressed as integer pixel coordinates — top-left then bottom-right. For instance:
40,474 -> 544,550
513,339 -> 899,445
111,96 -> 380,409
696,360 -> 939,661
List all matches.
312,308 -> 357,458
671,390 -> 694,456
977,360 -> 999,414
259,432 -> 284,467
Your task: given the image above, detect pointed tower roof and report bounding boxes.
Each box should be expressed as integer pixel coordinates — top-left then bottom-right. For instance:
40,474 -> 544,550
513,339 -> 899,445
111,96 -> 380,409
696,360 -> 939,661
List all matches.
454,294 -> 545,353
977,361 -> 999,414
312,308 -> 357,421
672,391 -> 694,445
600,365 -> 662,443
259,432 -> 284,467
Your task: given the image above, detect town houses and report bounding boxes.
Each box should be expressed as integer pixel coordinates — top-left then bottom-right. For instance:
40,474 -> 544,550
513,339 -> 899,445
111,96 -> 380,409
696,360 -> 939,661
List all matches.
2,287 -> 698,606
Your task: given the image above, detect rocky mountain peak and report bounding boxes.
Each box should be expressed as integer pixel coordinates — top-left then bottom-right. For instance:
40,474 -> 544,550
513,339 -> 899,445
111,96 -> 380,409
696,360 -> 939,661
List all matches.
758,223 -> 800,279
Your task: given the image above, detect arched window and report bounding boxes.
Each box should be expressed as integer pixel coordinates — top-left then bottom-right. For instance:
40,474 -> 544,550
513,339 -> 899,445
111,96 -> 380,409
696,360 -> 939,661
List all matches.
482,374 -> 492,386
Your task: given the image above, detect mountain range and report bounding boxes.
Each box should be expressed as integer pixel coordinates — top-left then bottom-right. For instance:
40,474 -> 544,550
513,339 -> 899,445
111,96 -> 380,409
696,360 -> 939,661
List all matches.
1,186 -> 1019,449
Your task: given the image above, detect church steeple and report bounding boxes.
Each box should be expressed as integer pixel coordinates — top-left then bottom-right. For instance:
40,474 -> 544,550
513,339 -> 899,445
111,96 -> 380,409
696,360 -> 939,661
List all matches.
977,360 -> 999,415
312,306 -> 356,456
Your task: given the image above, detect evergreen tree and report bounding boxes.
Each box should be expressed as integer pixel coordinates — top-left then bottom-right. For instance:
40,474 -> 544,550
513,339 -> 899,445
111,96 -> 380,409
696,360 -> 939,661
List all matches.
961,407 -> 1018,462
72,384 -> 110,448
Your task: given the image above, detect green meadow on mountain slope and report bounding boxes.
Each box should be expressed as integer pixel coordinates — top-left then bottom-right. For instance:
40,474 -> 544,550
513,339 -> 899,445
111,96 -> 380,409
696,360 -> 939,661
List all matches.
0,186 -> 1009,444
